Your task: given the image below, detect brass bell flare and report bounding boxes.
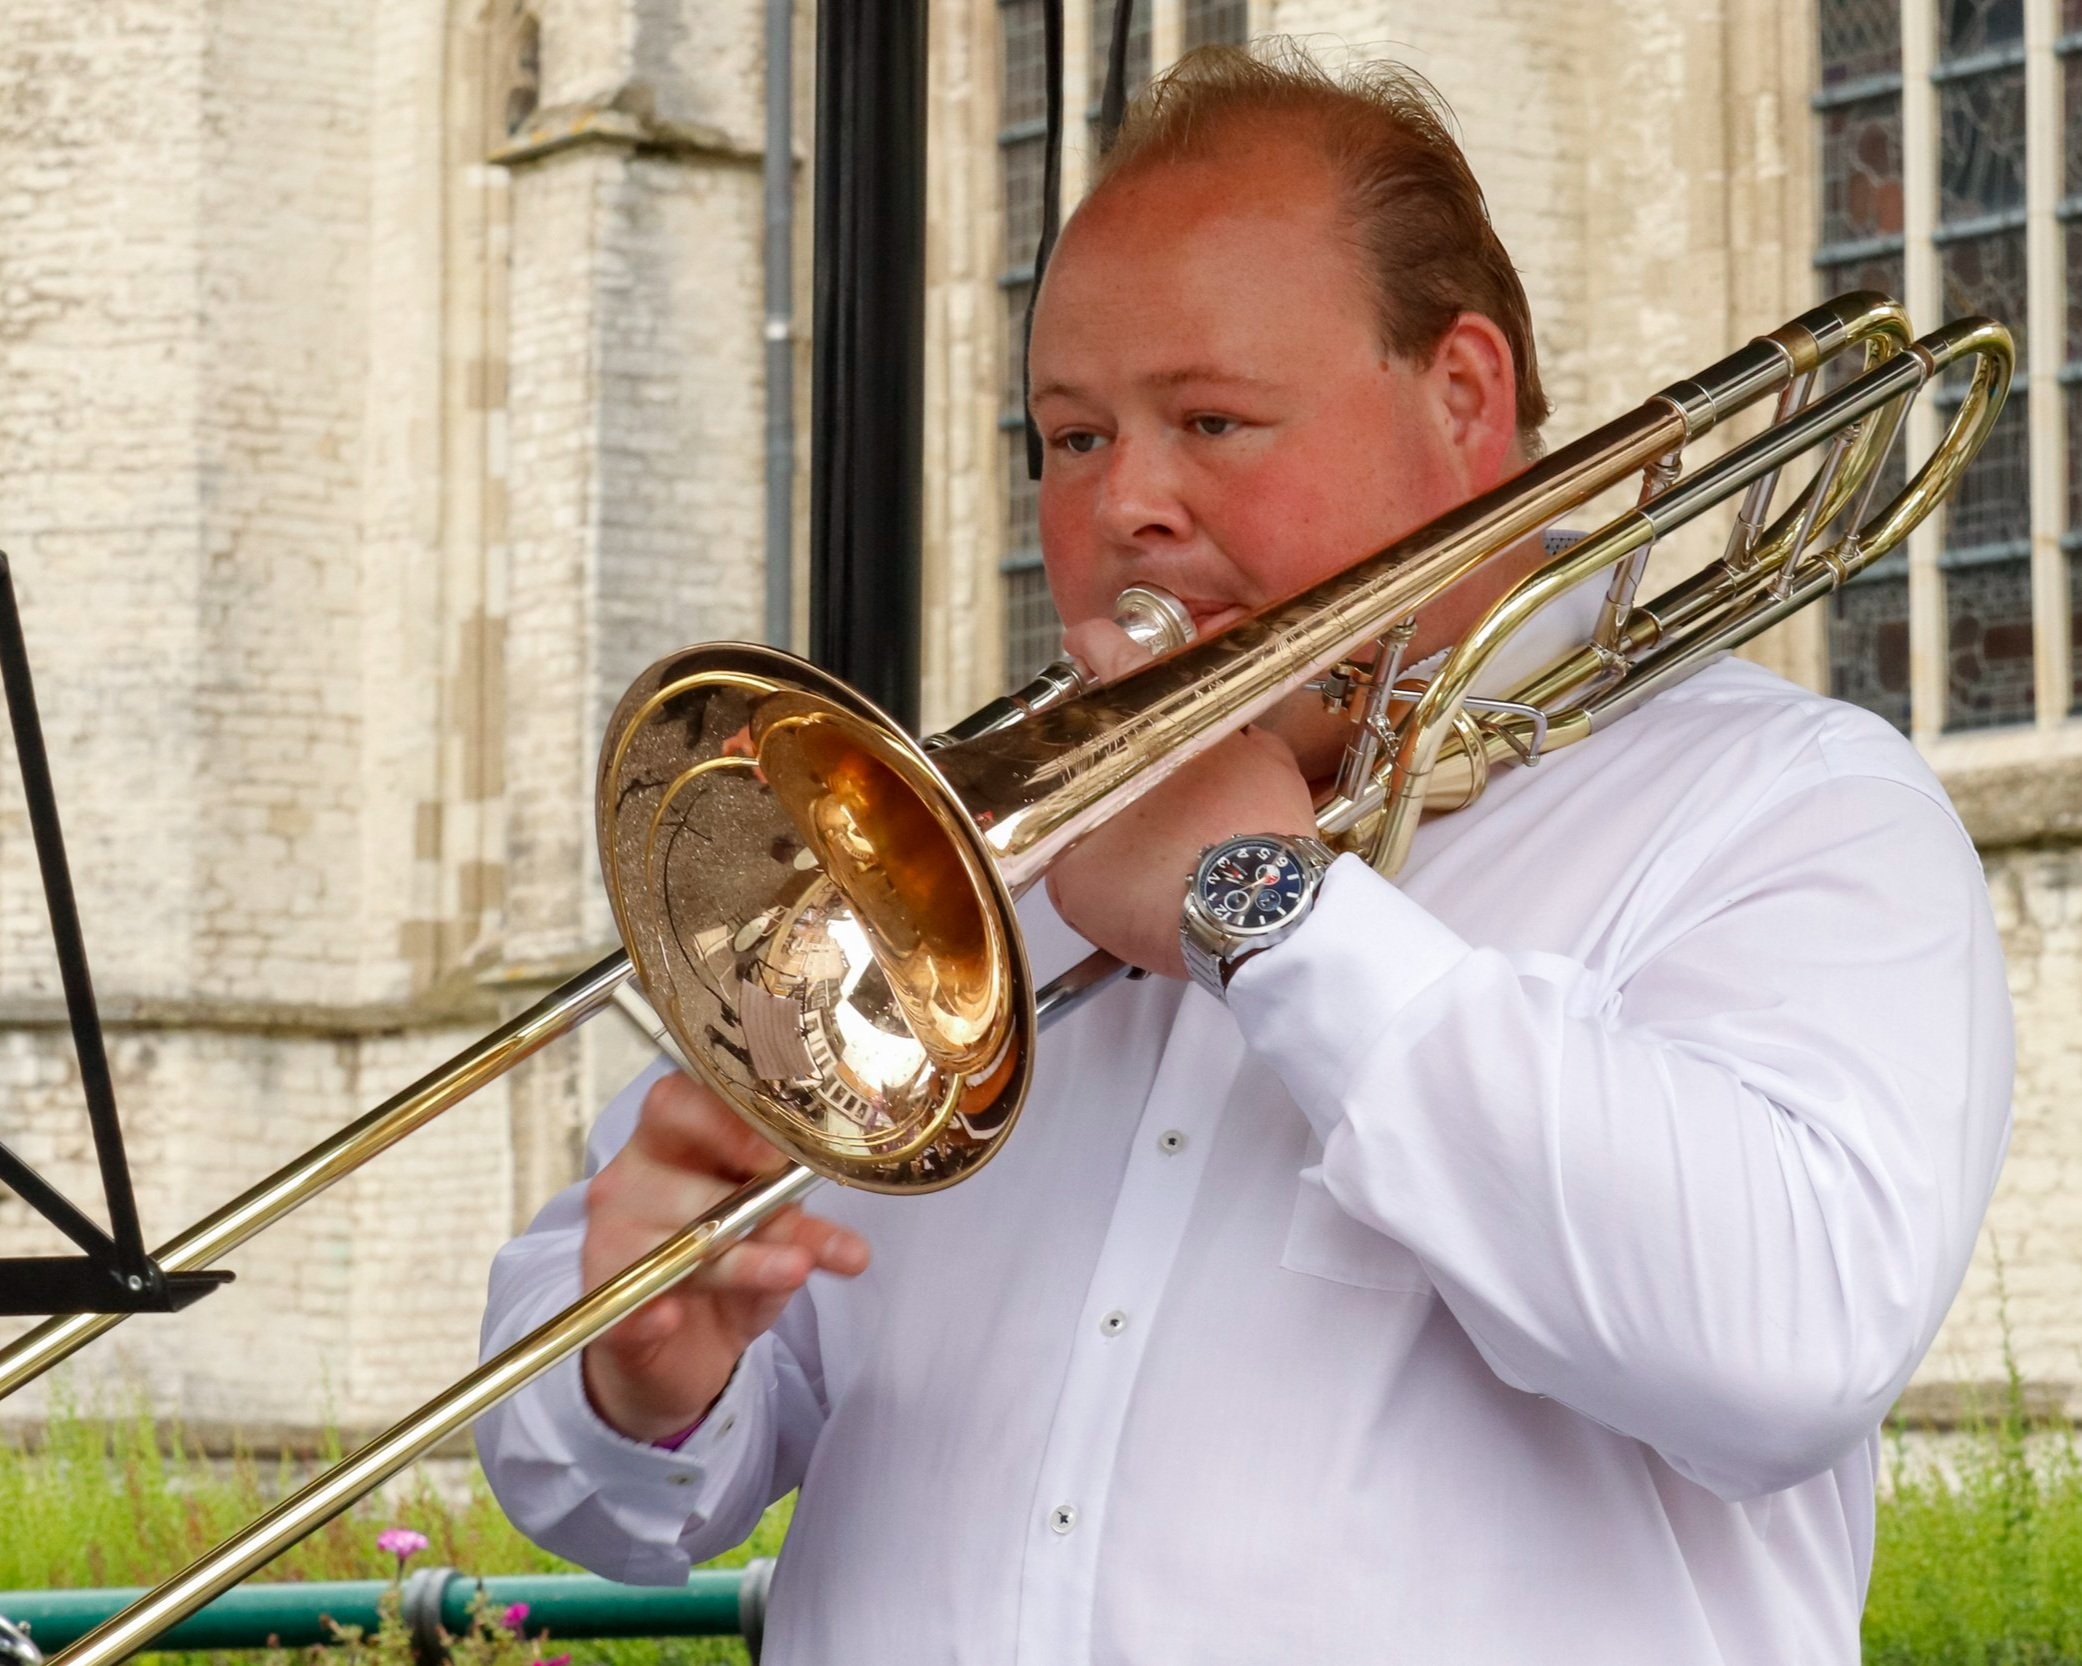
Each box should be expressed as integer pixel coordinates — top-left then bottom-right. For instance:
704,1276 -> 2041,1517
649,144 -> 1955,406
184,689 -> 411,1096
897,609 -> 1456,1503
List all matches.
597,645 -> 1035,1194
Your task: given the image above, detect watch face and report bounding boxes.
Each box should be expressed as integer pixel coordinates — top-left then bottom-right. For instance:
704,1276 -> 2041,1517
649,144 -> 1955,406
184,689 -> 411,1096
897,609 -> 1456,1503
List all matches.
1193,838 -> 1311,935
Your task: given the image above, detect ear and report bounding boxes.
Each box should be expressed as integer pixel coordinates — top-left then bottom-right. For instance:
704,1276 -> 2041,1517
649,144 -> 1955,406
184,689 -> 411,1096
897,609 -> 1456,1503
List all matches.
1423,313 -> 1519,490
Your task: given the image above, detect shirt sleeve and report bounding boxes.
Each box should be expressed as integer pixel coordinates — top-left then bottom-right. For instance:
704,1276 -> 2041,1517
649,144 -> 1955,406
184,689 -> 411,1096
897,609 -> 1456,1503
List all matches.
1226,771 -> 2014,1503
472,1057 -> 830,1583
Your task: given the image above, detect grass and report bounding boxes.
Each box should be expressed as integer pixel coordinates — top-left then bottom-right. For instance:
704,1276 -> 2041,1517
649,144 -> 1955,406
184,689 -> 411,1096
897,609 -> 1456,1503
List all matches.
11,1368 -> 2082,1664
0,1392 -> 788,1666
1862,1366 -> 2082,1666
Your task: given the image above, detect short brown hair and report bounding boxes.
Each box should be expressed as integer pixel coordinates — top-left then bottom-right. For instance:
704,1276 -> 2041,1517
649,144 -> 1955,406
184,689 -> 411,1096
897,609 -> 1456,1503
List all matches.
1092,42 -> 1550,445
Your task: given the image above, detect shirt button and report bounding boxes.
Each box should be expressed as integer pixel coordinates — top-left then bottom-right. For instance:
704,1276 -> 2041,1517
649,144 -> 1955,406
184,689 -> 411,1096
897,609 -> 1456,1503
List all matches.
1157,1129 -> 1186,1154
1050,1504 -> 1078,1535
1100,1309 -> 1127,1336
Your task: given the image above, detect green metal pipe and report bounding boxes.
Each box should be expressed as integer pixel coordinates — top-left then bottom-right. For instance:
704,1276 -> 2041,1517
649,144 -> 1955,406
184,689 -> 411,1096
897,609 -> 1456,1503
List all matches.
0,1569 -> 753,1654
430,1569 -> 749,1644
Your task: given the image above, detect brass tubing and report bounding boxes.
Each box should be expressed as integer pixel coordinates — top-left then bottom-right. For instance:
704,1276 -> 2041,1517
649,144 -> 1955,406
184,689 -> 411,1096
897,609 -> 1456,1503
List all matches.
1469,346 -> 1935,732
1636,357 -> 1926,636
1380,318 -> 2010,861
0,952 -> 635,1403
45,1163 -> 824,1666
1591,320 -> 2012,730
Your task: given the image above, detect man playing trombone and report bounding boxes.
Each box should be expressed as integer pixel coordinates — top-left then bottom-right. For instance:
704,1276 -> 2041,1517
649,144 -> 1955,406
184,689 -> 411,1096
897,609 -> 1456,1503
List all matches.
478,44 -> 2012,1664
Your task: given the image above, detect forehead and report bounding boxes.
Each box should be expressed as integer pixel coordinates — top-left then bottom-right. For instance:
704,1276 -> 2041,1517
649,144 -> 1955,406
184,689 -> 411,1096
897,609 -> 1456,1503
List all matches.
1030,135 -> 1378,377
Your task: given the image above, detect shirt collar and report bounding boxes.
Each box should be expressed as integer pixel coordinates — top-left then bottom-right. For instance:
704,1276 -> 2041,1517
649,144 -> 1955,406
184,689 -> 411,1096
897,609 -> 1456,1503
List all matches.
1404,529 -> 1603,701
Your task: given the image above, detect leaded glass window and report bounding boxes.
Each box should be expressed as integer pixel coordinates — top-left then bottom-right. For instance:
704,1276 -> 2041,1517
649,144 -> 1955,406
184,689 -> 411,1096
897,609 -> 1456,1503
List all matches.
1936,0 -> 2031,728
1000,0 -> 1060,679
1939,0 -> 2022,59
2063,11 -> 2082,711
1184,0 -> 1250,50
2072,545 -> 2082,710
1819,0 -> 2049,735
1819,0 -> 1912,731
1003,282 -> 1034,407
1820,100 -> 1905,251
1831,570 -> 1915,730
1004,139 -> 1048,269
1947,540 -> 2039,729
1005,559 -> 1060,684
1821,0 -> 1903,87
1003,0 -> 1049,127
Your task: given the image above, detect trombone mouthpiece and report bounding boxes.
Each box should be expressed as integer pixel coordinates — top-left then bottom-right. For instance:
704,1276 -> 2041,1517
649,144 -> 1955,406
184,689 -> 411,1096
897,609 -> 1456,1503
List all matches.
1113,584 -> 1195,657
923,583 -> 1196,750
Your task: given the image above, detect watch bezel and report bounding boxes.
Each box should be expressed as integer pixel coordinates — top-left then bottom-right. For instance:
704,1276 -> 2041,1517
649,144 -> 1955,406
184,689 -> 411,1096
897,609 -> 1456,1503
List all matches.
1187,835 -> 1318,938
1180,832 -> 1335,1000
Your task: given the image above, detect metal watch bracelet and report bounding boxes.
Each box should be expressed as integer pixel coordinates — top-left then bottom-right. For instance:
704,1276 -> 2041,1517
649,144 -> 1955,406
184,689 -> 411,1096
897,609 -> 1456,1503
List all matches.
1180,834 -> 1335,1000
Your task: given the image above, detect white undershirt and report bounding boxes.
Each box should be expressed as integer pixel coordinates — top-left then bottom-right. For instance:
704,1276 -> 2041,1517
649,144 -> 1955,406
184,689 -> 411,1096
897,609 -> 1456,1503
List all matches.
476,579 -> 2013,1666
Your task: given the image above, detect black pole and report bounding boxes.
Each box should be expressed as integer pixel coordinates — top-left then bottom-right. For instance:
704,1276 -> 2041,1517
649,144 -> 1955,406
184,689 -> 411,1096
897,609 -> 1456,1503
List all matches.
0,554 -> 151,1290
808,0 -> 927,732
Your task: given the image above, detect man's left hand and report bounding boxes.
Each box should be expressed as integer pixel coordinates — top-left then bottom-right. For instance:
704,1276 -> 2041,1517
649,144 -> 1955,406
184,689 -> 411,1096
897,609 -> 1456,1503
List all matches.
1044,618 -> 1320,980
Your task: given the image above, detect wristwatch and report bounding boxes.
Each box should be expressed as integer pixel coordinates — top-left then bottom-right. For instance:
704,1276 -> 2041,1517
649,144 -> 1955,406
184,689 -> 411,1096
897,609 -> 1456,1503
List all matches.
1180,832 -> 1337,1000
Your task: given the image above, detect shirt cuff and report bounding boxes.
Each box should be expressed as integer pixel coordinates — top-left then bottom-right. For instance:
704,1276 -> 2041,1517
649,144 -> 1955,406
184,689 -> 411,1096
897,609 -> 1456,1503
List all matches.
537,1336 -> 772,1579
1225,854 -> 1472,1143
640,1356 -> 746,1451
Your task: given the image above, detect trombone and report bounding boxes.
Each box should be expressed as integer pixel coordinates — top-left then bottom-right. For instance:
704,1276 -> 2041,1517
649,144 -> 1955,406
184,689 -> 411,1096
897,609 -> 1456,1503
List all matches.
27,291 -> 2010,1666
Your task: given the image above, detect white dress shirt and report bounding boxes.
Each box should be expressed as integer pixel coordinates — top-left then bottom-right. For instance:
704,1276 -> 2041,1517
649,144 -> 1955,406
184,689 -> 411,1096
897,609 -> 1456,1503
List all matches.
476,581 -> 2013,1666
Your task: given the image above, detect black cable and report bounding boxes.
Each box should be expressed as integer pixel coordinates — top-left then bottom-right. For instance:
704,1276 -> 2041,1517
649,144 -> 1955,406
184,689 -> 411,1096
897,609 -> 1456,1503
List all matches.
1021,0 -> 1066,481
1098,0 -> 1134,155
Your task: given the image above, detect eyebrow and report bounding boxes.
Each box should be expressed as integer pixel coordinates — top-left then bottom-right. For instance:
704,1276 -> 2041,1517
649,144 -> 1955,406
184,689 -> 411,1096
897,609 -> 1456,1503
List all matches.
1029,365 -> 1278,405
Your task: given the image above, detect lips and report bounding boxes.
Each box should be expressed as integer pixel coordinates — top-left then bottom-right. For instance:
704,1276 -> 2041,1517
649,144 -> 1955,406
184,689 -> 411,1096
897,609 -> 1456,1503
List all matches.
1181,600 -> 1248,638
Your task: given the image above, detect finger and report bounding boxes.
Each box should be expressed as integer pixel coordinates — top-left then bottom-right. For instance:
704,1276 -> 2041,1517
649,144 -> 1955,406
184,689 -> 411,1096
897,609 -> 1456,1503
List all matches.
696,1237 -> 814,1294
788,1212 -> 871,1276
627,1072 -> 789,1180
1061,617 -> 1151,684
597,1291 -> 686,1352
747,1203 -> 803,1246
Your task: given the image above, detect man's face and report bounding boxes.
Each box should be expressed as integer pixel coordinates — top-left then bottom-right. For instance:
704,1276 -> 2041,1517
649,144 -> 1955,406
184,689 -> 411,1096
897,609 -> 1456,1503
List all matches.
1028,132 -> 1511,655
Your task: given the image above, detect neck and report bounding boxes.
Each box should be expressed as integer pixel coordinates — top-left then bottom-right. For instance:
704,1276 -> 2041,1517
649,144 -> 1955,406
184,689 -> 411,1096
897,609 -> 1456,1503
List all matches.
1259,524 -> 1553,790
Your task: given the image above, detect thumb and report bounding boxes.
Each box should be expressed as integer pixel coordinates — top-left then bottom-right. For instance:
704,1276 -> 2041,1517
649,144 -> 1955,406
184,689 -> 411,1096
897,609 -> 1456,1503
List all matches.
1061,617 -> 1153,686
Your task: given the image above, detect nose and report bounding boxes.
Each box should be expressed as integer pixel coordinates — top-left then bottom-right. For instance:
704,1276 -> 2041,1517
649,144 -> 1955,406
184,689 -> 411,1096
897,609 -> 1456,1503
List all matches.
1095,436 -> 1193,549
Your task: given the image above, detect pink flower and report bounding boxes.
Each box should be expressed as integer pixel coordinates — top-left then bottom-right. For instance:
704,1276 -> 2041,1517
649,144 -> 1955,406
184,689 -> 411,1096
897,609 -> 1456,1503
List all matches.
533,1654 -> 571,1666
376,1527 -> 429,1568
500,1604 -> 530,1634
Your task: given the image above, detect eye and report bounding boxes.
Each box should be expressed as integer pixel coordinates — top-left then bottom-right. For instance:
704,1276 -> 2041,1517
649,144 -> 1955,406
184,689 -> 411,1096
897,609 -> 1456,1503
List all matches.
1190,414 -> 1240,438
1053,429 -> 1104,456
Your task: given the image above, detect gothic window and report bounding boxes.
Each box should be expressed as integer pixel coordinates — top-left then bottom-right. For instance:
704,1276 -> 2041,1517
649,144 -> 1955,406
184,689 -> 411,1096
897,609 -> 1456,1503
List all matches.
1818,0 -> 1912,731
2063,1 -> 2082,710
1935,0 -> 2032,729
1817,0 -> 2057,736
1001,0 -> 1058,680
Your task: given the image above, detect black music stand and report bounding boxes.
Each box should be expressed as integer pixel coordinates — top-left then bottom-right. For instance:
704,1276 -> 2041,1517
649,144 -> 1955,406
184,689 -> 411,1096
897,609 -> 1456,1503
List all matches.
0,551 -> 229,1315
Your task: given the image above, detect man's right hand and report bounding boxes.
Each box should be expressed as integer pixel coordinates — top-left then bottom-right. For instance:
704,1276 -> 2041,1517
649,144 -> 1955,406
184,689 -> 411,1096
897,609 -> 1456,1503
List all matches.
579,1071 -> 871,1444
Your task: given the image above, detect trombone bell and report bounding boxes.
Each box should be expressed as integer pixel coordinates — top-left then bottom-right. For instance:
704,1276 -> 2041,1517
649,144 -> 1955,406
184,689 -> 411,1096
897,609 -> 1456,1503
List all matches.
597,645 -> 1035,1194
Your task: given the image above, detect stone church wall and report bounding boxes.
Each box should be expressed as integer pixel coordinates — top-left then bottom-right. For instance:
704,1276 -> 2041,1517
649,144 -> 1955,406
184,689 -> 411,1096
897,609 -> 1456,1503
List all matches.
0,0 -> 2074,1442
